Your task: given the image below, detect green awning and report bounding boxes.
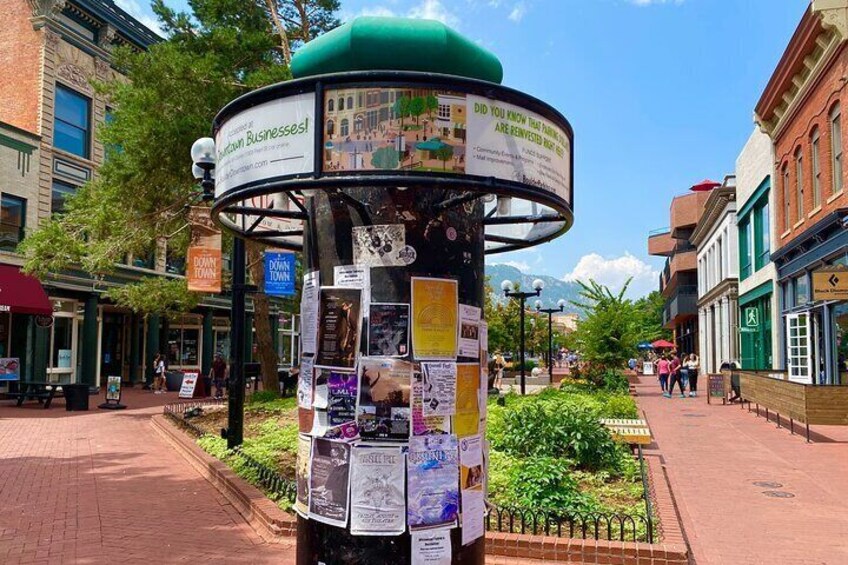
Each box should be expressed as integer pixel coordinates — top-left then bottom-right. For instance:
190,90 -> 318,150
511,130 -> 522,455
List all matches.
290,17 -> 503,84
739,280 -> 773,306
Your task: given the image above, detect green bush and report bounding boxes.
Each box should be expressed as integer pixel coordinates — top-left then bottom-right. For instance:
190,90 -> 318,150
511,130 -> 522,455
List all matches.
248,390 -> 281,405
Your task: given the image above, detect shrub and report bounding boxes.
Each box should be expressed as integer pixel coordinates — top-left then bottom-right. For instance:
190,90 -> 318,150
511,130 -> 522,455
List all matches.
248,390 -> 280,404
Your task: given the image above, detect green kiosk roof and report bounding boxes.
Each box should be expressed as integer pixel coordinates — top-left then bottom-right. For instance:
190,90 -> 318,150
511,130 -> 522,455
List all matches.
290,17 -> 503,84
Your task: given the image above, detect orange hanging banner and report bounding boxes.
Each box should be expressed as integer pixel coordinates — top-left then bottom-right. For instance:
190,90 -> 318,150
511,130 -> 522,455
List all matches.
187,246 -> 222,293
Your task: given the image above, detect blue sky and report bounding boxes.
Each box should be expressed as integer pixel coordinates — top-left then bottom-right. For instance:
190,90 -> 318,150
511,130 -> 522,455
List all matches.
118,0 -> 808,297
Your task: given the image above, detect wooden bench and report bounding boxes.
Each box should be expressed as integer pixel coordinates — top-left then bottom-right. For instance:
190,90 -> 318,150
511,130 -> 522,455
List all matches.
600,419 -> 652,445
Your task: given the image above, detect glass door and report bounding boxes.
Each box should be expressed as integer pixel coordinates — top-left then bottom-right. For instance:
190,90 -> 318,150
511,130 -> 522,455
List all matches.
786,313 -> 812,383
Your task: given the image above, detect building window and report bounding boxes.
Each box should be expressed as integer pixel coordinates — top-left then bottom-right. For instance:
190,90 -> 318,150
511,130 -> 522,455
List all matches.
54,85 -> 91,158
832,103 -> 843,195
756,201 -> 770,270
717,237 -> 723,281
786,313 -> 811,383
347,96 -> 353,110
327,98 -> 334,112
811,127 -> 821,209
438,104 -> 450,119
795,274 -> 808,306
354,115 -> 363,132
795,147 -> 804,219
51,180 -> 77,215
782,163 -> 790,231
0,195 -> 25,252
340,118 -> 349,137
739,217 -> 752,280
338,97 -> 345,111
167,326 -> 200,368
326,119 -> 334,136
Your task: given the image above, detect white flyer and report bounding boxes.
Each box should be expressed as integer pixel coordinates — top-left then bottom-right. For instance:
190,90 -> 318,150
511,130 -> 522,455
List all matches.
460,489 -> 485,546
457,305 -> 481,359
459,434 -> 485,546
411,530 -> 452,565
334,265 -> 370,289
421,362 -> 457,417
349,446 -> 406,536
313,370 -> 329,409
298,354 -> 315,409
479,321 -> 488,354
300,270 -> 320,354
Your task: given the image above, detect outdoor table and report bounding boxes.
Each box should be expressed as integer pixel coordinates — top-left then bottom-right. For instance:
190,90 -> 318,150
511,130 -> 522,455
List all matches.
9,381 -> 62,409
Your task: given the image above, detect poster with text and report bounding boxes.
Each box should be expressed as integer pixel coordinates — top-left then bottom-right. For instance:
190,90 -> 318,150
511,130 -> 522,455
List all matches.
300,271 -> 320,354
454,364 -> 479,438
407,435 -> 459,531
297,354 -> 315,409
412,530 -> 452,565
411,371 -> 451,436
368,303 -> 410,357
105,376 -> 121,401
308,438 -> 351,527
411,277 -> 458,360
327,371 -> 358,429
457,304 -> 481,358
421,362 -> 456,417
352,224 -> 409,267
187,247 -> 222,293
264,251 -> 296,296
356,358 -> 412,440
295,434 -> 312,517
334,264 -> 370,289
350,446 -> 406,536
315,287 -> 362,370
459,435 -> 484,545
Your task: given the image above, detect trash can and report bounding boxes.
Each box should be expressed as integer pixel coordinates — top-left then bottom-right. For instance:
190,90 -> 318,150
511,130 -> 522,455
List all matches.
63,383 -> 90,411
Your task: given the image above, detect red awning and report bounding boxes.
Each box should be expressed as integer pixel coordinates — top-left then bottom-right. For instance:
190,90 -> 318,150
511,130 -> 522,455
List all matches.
651,339 -> 675,349
690,179 -> 720,192
0,265 -> 52,316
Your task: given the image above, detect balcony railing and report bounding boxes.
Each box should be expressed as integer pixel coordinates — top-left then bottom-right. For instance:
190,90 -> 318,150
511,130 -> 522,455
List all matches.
663,285 -> 698,326
648,227 -> 670,237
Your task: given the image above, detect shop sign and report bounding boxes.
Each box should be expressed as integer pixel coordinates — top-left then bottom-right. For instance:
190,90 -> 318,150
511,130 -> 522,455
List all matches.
105,376 -> 122,401
0,358 -> 20,381
179,372 -> 199,399
264,251 -> 296,296
187,247 -> 222,293
35,315 -> 54,328
812,265 -> 848,301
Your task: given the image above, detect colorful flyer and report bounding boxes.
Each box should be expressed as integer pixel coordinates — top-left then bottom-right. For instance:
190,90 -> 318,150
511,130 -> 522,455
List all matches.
367,303 -> 411,357
412,530 -> 452,565
457,304 -> 481,359
350,446 -> 406,536
308,438 -> 351,528
421,361 -> 456,417
295,434 -> 312,517
411,371 -> 451,436
411,277 -> 458,360
356,358 -> 412,440
327,371 -> 358,428
407,435 -> 459,531
297,354 -> 315,409
300,271 -> 320,354
454,363 -> 480,438
315,287 -> 362,370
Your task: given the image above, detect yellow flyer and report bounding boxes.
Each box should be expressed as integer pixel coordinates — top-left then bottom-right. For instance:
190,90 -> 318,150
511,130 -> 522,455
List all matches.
454,363 -> 480,437
411,277 -> 458,360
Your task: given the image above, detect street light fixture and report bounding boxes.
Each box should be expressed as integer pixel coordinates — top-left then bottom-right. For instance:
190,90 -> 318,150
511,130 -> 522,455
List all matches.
191,137 -> 246,449
536,298 -> 567,383
502,278 -> 545,395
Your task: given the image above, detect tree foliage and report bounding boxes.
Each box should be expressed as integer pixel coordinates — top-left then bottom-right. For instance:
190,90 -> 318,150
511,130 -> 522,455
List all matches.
568,279 -> 639,371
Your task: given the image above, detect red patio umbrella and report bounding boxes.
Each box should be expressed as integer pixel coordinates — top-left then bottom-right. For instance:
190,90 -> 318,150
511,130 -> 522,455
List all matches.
690,179 -> 720,192
651,339 -> 675,349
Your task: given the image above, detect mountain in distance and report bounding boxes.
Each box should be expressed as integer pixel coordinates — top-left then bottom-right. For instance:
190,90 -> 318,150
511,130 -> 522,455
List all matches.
485,263 -> 584,315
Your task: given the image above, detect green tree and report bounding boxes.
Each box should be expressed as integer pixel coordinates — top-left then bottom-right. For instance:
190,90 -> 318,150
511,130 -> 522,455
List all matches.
632,290 -> 670,343
409,96 -> 426,124
20,0 -> 340,390
434,144 -> 454,170
370,146 -> 400,169
393,96 -> 410,129
425,93 -> 438,118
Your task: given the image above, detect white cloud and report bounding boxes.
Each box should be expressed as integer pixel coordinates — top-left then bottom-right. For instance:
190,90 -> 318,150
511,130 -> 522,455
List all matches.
493,260 -> 531,272
408,0 -> 461,27
508,2 -> 526,22
563,253 -> 658,298
114,0 -> 164,37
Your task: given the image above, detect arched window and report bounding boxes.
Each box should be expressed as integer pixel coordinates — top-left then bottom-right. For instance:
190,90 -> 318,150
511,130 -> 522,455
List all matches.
326,119 -> 335,136
328,99 -> 334,112
795,146 -> 804,219
347,96 -> 354,110
811,127 -> 821,209
831,103 -> 843,194
354,115 -> 363,132
782,163 -> 790,232
338,97 -> 345,111
340,118 -> 349,137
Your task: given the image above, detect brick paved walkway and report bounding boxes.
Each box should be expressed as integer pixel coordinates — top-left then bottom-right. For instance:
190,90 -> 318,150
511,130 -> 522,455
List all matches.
636,375 -> 848,565
0,389 -> 295,564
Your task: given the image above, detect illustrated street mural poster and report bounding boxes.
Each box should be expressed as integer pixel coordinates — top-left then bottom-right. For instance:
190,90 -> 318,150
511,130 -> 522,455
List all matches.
457,304 -> 481,359
368,303 -> 410,357
407,435 -> 459,531
308,438 -> 351,527
357,358 -> 412,440
297,354 -> 315,409
352,224 -> 409,267
295,434 -> 312,517
300,271 -> 320,354
315,287 -> 362,370
421,361 -> 456,417
350,446 -> 406,536
412,370 -> 451,436
454,363 -> 480,438
411,530 -> 452,565
459,434 -> 485,546
411,277 -> 458,360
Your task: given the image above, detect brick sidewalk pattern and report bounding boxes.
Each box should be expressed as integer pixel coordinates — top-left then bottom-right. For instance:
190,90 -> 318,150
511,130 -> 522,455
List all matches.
0,389 -> 295,564
635,375 -> 848,565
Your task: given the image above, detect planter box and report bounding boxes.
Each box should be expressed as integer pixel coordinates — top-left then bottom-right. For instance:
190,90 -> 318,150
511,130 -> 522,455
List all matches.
739,371 -> 848,425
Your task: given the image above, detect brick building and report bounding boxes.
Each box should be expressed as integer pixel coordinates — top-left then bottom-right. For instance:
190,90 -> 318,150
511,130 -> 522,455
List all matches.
755,0 -> 848,384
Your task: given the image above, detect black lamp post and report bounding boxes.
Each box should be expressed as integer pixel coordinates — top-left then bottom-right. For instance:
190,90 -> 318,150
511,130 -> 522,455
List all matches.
501,278 -> 544,395
536,298 -> 566,383
191,137 -> 246,449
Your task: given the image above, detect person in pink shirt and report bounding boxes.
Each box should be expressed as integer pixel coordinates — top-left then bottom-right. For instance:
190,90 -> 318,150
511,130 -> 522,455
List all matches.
657,355 -> 670,394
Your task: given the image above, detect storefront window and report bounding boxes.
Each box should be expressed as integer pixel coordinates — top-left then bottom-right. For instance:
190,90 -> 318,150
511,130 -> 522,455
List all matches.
833,304 -> 848,384
167,325 -> 201,368
47,300 -> 79,382
214,329 -> 230,359
787,313 -> 811,383
0,312 -> 9,357
795,275 -> 809,306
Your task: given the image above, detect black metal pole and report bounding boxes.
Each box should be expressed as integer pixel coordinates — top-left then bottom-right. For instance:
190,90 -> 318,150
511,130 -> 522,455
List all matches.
519,296 -> 526,395
227,235 -> 246,449
548,311 -> 553,383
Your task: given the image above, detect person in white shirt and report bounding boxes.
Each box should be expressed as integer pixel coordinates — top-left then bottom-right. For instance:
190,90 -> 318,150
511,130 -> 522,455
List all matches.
685,354 -> 700,397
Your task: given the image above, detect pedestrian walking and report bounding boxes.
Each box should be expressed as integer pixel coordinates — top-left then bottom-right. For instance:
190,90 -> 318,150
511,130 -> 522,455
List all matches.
680,353 -> 690,391
657,355 -> 670,395
494,351 -> 506,389
686,353 -> 700,397
152,353 -> 166,394
628,357 -> 637,372
668,352 -> 685,398
210,353 -> 228,399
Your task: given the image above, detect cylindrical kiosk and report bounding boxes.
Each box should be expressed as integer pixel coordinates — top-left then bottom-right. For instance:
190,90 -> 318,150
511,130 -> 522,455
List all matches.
210,17 -> 575,564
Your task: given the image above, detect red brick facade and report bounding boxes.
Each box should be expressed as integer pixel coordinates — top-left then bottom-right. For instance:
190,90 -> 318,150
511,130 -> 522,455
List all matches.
0,1 -> 43,134
773,43 -> 848,251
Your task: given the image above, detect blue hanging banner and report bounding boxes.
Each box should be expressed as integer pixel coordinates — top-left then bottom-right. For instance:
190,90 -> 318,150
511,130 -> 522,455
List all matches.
264,251 -> 296,296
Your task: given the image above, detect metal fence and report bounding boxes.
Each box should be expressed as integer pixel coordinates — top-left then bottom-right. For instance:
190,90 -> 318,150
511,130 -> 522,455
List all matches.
163,400 -> 656,543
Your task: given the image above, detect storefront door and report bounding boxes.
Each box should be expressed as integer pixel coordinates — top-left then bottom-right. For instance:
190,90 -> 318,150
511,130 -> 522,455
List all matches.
786,312 -> 812,383
100,312 -> 125,381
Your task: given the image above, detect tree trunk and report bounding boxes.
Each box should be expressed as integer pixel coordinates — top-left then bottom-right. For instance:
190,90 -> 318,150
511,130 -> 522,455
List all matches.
246,240 -> 280,392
